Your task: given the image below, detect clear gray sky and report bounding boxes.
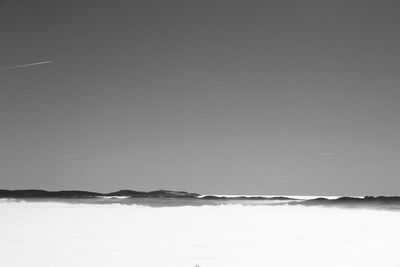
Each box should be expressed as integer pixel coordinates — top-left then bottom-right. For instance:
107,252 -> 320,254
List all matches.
1,0 -> 400,195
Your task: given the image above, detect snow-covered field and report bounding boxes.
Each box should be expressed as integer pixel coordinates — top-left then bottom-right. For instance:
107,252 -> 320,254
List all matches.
1,201 -> 399,267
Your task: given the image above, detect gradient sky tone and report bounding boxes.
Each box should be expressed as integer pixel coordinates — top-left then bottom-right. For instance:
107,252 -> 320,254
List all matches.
1,0 -> 400,195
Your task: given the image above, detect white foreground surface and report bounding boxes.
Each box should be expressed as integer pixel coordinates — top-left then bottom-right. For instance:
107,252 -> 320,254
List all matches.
1,201 -> 399,267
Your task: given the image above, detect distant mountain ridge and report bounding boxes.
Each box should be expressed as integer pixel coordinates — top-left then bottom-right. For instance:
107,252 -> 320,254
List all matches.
0,189 -> 295,200
0,190 -> 101,198
1,190 -> 400,210
0,189 -> 201,199
289,196 -> 400,208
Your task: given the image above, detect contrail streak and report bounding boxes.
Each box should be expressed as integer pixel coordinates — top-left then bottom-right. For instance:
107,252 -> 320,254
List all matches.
0,61 -> 52,71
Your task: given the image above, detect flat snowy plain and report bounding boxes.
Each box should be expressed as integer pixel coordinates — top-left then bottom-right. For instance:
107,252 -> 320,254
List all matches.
1,200 -> 399,267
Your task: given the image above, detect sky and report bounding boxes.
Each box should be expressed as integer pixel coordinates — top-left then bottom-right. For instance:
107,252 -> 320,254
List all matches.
1,0 -> 400,195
